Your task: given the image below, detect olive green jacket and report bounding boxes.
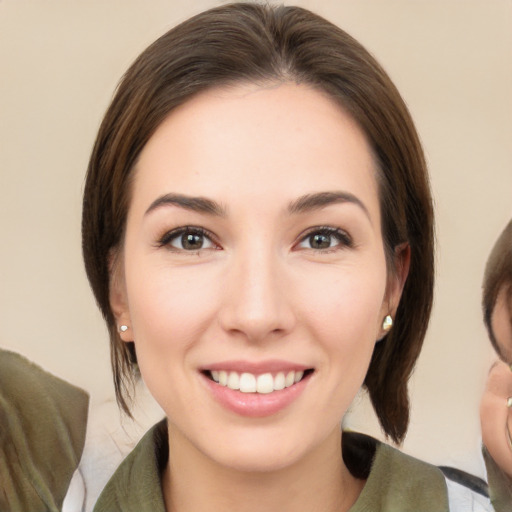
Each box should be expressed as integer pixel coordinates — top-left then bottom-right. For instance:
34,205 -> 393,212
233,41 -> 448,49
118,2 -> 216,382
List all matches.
0,349 -> 89,512
93,420 -> 506,512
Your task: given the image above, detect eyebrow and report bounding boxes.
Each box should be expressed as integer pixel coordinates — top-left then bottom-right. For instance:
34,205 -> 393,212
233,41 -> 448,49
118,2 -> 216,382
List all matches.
288,191 -> 371,220
144,190 -> 370,221
145,193 -> 227,217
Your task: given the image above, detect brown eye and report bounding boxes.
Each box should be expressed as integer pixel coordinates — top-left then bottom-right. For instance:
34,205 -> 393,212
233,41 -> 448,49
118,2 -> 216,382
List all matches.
297,227 -> 352,251
309,233 -> 332,249
159,227 -> 217,252
181,232 -> 205,250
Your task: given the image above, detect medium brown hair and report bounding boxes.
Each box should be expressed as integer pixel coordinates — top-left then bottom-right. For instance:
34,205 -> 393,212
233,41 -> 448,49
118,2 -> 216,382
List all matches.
482,219 -> 512,359
82,2 -> 434,443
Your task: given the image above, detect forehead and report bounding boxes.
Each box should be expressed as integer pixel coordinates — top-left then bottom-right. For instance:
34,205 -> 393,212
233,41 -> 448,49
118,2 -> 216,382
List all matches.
131,82 -> 379,217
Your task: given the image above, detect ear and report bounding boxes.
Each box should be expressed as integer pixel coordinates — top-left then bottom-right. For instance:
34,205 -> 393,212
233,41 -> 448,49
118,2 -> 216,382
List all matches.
109,250 -> 133,342
378,242 -> 411,339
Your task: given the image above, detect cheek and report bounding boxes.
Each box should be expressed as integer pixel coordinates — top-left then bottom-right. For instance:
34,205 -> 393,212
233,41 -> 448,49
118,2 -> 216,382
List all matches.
123,260 -> 225,412
293,262 -> 387,346
124,260 -> 222,354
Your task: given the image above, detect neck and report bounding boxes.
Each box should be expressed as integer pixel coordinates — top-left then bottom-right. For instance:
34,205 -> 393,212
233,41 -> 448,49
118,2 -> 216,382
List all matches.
162,427 -> 364,512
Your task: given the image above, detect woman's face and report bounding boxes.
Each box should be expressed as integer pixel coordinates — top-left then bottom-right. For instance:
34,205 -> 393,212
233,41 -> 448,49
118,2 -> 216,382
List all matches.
112,82 -> 406,472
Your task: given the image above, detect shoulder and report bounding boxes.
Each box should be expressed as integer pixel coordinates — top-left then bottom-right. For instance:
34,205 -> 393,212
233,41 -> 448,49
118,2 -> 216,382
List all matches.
482,446 -> 512,512
343,431 -> 494,512
0,349 -> 89,512
0,348 -> 88,407
93,420 -> 168,512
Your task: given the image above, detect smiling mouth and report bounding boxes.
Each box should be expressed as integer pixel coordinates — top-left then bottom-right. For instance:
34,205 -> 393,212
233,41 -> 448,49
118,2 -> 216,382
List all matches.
203,369 -> 314,394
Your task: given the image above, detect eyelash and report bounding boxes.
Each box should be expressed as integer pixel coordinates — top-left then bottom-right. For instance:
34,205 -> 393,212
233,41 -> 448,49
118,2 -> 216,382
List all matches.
156,225 -> 353,254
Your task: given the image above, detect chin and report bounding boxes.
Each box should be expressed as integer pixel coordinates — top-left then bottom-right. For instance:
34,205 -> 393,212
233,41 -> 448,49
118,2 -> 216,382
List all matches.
200,422 -> 336,475
211,442 -> 306,474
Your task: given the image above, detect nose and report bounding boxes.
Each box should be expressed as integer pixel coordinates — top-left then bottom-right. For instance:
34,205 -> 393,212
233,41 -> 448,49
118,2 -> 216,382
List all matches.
218,246 -> 296,343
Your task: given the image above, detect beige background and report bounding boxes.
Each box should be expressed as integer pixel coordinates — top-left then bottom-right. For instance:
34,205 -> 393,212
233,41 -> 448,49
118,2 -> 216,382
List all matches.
1,0 -> 511,477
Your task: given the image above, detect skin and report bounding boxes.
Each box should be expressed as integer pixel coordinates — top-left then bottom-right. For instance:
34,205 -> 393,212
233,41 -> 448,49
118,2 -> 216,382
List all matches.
481,360 -> 512,479
111,82 -> 409,512
481,286 -> 512,479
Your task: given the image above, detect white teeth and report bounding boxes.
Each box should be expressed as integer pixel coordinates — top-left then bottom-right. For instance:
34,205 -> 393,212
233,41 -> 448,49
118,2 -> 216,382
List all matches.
239,373 -> 257,393
256,373 -> 274,394
227,372 -> 240,390
209,369 -> 307,393
274,372 -> 285,391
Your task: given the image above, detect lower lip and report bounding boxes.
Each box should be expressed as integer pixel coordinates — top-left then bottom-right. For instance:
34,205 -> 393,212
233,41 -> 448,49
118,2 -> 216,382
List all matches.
202,373 -> 311,417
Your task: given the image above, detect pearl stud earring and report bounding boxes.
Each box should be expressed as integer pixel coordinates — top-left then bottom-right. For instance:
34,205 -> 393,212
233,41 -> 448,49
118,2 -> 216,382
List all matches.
382,315 -> 393,331
119,325 -> 129,333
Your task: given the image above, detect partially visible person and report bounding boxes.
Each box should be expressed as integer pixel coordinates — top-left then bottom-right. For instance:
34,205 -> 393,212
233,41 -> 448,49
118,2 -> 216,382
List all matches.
480,220 -> 512,507
0,349 -> 89,512
482,220 -> 512,363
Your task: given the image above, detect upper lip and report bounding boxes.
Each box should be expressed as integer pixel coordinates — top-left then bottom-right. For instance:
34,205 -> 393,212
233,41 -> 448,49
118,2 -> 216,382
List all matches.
200,359 -> 311,375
